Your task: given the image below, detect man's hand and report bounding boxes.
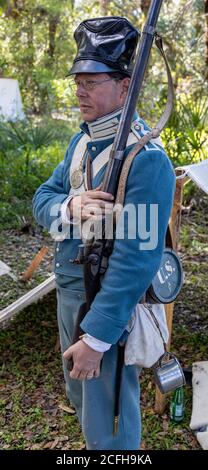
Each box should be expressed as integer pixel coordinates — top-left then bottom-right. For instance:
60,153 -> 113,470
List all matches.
68,187 -> 114,221
63,340 -> 103,380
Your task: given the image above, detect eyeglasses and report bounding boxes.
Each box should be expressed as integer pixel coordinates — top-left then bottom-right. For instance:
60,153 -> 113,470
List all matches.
70,78 -> 115,92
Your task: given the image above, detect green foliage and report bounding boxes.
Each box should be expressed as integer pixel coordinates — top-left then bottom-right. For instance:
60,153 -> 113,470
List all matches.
162,93 -> 208,166
0,1 -> 206,114
50,79 -> 77,113
0,118 -> 74,228
0,120 -> 53,150
0,119 -> 67,174
0,138 -> 65,198
0,0 -> 100,113
29,141 -> 67,183
0,0 -> 207,223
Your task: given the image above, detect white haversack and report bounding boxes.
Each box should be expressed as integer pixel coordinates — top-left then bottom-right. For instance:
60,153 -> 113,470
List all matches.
124,303 -> 169,368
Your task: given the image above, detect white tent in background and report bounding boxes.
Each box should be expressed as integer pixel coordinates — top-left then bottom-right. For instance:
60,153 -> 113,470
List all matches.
176,159 -> 208,195
0,78 -> 25,121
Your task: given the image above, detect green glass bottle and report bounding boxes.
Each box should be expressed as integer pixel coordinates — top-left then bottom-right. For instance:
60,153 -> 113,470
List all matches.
170,387 -> 185,422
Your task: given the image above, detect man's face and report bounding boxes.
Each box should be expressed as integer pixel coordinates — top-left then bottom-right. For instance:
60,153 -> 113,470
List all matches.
75,73 -> 130,122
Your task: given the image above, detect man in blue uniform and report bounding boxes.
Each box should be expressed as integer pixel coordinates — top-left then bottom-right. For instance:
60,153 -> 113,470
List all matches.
33,17 -> 175,450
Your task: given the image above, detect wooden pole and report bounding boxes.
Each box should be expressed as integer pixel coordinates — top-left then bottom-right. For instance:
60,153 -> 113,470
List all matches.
154,172 -> 184,413
21,246 -> 49,281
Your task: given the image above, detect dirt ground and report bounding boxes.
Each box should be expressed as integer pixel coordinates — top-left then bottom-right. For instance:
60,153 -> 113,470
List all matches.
0,191 -> 207,450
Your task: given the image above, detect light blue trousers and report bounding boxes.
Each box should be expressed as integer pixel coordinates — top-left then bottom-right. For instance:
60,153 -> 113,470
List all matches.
56,285 -> 141,450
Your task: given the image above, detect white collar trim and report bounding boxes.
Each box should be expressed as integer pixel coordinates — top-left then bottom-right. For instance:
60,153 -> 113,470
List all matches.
86,108 -> 122,141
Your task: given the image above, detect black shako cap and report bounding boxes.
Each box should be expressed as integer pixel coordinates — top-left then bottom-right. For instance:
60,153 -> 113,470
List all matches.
67,16 -> 140,77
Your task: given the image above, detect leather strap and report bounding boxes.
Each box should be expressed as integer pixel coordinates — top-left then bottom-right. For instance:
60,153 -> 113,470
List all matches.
86,154 -> 92,190
154,33 -> 175,135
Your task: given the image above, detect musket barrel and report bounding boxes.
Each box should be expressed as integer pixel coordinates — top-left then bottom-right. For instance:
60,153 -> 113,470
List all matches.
102,0 -> 164,194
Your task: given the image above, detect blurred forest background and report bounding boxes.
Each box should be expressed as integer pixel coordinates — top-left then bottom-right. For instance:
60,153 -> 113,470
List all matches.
0,0 -> 208,228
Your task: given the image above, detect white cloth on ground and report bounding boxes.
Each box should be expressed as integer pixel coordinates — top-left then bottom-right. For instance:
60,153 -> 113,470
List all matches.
0,260 -> 17,280
190,361 -> 208,450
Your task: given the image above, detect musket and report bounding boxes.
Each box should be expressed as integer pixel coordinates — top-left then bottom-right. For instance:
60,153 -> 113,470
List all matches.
70,0 -> 165,431
102,0 -> 164,194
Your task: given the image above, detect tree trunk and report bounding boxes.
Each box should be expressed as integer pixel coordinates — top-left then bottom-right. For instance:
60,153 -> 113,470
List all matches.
205,0 -> 208,67
100,0 -> 110,16
140,0 -> 151,16
26,15 -> 34,82
48,15 -> 59,59
5,0 -> 25,17
26,14 -> 38,112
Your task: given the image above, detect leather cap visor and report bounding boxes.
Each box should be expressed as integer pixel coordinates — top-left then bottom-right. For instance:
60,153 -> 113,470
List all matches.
66,59 -> 118,76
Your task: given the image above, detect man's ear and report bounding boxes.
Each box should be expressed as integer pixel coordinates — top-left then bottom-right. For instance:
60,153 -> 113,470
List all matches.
121,77 -> 130,99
